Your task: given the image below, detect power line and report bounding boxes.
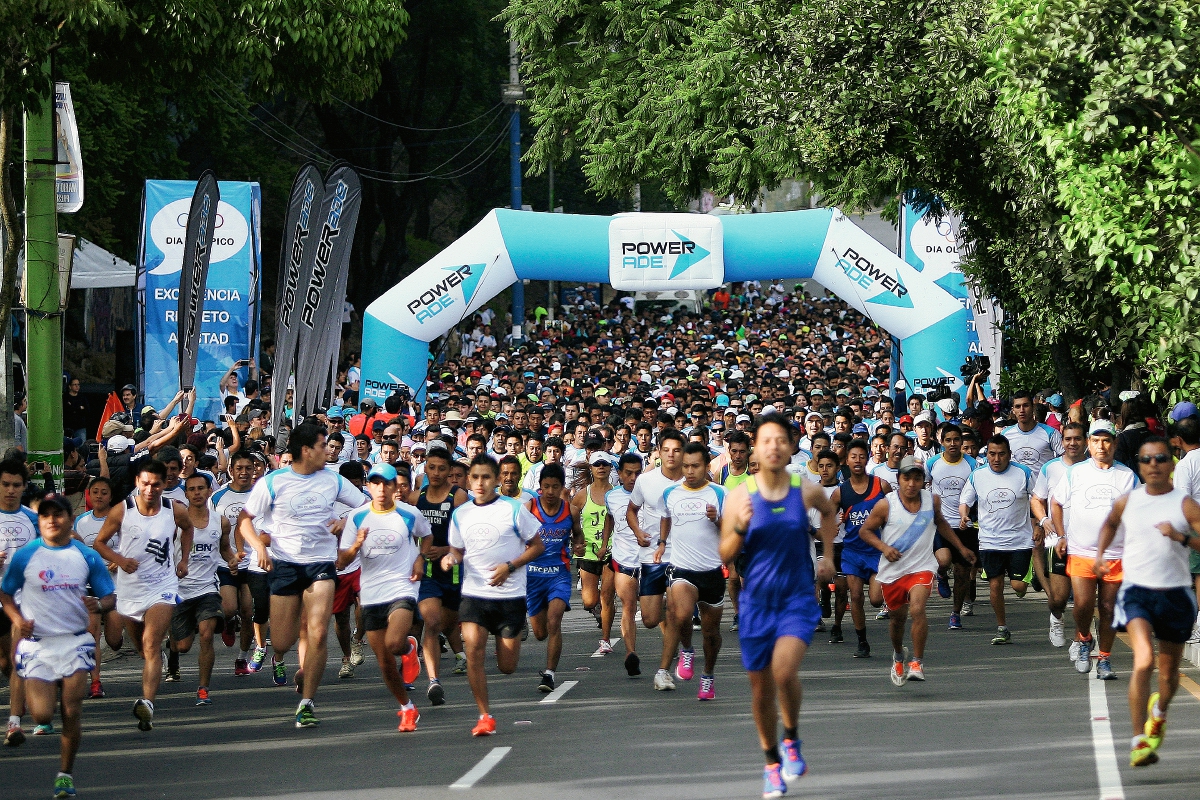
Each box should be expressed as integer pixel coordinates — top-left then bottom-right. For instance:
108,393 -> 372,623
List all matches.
333,97 -> 505,132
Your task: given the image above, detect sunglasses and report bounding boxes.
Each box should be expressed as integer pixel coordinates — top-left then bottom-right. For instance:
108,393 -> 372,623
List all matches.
1137,453 -> 1172,465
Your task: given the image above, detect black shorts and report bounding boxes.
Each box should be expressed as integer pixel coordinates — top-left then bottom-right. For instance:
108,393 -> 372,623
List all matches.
269,560 -> 336,596
980,549 -> 1033,582
459,596 -> 527,639
610,558 -> 640,578
362,598 -> 417,632
0,613 -> 9,638
170,593 -> 224,641
667,565 -> 726,607
1048,545 -> 1068,576
218,567 -> 250,589
815,541 -> 844,575
639,562 -> 668,597
246,571 -> 271,624
418,574 -> 463,612
952,527 -> 981,567
577,555 -> 611,575
1118,585 -> 1199,643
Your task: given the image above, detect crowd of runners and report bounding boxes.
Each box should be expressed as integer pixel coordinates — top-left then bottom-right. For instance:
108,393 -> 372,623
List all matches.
3,283 -> 1200,799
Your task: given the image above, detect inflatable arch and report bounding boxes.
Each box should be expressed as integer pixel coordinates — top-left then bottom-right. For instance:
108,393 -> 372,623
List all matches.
361,208 -> 972,405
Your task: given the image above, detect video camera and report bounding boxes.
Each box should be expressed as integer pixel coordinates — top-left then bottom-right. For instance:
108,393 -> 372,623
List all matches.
959,355 -> 991,381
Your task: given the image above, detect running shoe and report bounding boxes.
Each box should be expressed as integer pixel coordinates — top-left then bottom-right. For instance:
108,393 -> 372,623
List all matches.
961,601 -> 974,616
697,675 -> 715,701
1096,657 -> 1116,680
339,659 -> 355,679
439,633 -> 449,653
730,612 -> 739,632
853,640 -> 870,658
163,669 -> 180,683
401,636 -> 421,685
133,699 -> 153,732
88,679 -> 105,699
829,625 -> 843,644
272,658 -> 287,686
907,661 -> 925,681
53,773 -> 75,799
454,652 -> 467,674
427,680 -> 445,706
876,608 -> 890,620
890,649 -> 909,687
1049,615 -> 1065,648
991,627 -> 1011,645
471,714 -> 496,737
762,763 -> 787,799
196,687 -> 211,706
1130,734 -> 1158,767
1075,639 -> 1093,674
5,721 -> 25,747
780,738 -> 807,782
1068,640 -> 1081,663
350,637 -> 366,666
653,669 -> 676,691
233,658 -> 250,677
691,612 -> 701,630
221,624 -> 236,649
538,672 -> 555,693
249,647 -> 267,673
295,703 -> 320,728
625,652 -> 641,677
948,614 -> 962,630
1145,692 -> 1166,750
1187,621 -> 1200,644
594,639 -> 614,656
397,706 -> 420,733
936,570 -> 951,599
33,724 -> 54,735
675,648 -> 695,681
815,620 -> 827,633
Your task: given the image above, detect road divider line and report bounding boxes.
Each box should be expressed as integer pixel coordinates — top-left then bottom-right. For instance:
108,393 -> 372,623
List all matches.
1088,679 -> 1126,800
450,747 -> 511,790
539,680 -> 579,703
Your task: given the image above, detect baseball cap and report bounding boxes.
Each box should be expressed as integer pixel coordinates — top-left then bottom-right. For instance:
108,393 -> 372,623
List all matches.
805,411 -> 823,421
898,455 -> 925,476
914,411 -> 935,427
1089,419 -> 1118,438
736,414 -> 751,423
372,419 -> 389,431
37,493 -> 74,516
106,435 -> 133,453
1170,401 -> 1198,423
898,414 -> 914,424
360,398 -> 378,411
1046,393 -> 1064,409
367,463 -> 398,482
325,406 -> 344,420
588,452 -> 613,466
852,423 -> 868,435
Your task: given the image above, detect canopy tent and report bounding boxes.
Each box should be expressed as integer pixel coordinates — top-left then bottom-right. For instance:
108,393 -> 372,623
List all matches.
68,238 -> 136,288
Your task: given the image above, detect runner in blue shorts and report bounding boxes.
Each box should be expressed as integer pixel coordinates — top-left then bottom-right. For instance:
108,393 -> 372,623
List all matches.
524,464 -> 581,693
720,413 -> 839,799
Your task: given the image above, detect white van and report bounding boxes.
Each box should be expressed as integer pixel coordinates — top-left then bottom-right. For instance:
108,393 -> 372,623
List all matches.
632,289 -> 705,316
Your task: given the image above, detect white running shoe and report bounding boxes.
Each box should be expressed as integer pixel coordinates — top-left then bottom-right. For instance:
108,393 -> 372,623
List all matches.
1187,621 -> 1200,644
350,638 -> 365,666
593,639 -> 614,656
1049,614 -> 1065,648
962,602 -> 974,616
1068,640 -> 1080,663
653,669 -> 676,691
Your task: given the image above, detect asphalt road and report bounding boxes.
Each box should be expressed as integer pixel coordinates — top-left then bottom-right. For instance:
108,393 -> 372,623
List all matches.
3,583 -> 1199,800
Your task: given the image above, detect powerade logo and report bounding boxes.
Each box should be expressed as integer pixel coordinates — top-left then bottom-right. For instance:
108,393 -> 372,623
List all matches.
280,180 -> 316,329
301,180 -> 349,329
834,247 -> 912,307
182,194 -> 212,355
408,263 -> 485,324
621,232 -> 710,279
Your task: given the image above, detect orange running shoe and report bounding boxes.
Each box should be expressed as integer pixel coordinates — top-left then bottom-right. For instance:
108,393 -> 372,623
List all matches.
397,706 -> 420,732
401,636 -> 421,685
471,714 -> 496,737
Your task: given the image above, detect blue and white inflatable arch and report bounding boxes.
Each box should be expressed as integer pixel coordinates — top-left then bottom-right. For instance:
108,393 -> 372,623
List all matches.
361,208 -> 971,404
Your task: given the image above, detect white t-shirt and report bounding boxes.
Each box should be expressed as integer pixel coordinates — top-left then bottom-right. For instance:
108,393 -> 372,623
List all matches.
662,482 -> 725,572
211,485 -> 252,570
448,495 -> 540,600
629,467 -> 678,555
875,490 -> 939,584
1033,456 -> 1075,549
1052,459 -> 1139,560
1172,448 -> 1200,502
340,502 -> 431,606
1,539 -> 114,637
0,505 -> 41,562
927,453 -> 977,528
869,461 -> 899,489
810,483 -> 845,543
1002,423 -> 1064,472
606,485 -> 649,566
177,511 -> 224,600
959,463 -> 1034,550
1118,487 -> 1193,589
74,510 -> 110,549
243,467 -> 366,565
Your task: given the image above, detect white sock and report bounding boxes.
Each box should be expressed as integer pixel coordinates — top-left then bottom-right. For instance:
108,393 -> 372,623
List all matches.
57,772 -> 70,779
400,701 -> 414,711
9,715 -> 20,726
545,669 -> 555,681
143,699 -> 154,711
1152,702 -> 1165,719
299,698 -> 314,709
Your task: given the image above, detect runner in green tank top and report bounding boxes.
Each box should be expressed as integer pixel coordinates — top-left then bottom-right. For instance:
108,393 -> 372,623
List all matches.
718,431 -> 752,631
571,453 -> 617,655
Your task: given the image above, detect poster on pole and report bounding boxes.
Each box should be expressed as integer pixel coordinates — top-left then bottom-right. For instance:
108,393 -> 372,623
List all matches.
177,171 -> 219,392
54,82 -> 84,213
292,164 -> 362,417
272,164 -> 325,445
137,180 -> 261,421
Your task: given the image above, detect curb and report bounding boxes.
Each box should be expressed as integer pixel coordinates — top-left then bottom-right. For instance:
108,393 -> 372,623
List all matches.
1186,641 -> 1200,668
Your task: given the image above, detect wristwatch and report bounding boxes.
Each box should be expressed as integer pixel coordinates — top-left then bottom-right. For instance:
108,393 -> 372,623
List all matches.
505,560 -> 515,572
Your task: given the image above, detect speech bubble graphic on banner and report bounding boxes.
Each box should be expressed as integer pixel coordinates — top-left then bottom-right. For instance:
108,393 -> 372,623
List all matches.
148,198 -> 248,274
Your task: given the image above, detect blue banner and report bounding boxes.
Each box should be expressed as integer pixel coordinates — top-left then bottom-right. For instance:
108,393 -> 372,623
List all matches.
137,180 -> 261,422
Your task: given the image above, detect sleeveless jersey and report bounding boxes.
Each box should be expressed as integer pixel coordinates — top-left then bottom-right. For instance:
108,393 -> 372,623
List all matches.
177,511 -> 223,600
839,475 -> 888,552
416,487 -> 459,583
115,496 -> 179,598
875,490 -> 938,584
579,489 -> 608,560
741,474 -> 817,616
527,497 -> 574,575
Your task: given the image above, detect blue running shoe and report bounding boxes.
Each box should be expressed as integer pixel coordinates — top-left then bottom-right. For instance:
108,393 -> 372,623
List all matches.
762,763 -> 787,799
272,658 -> 287,687
936,571 -> 951,599
948,613 -> 962,630
780,738 -> 807,783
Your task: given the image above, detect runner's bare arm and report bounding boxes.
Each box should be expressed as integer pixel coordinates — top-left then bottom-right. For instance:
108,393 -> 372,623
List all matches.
92,503 -> 135,572
174,502 -> 194,577
1092,494 -> 1129,577
803,481 -> 839,583
1157,496 -> 1200,552
855,499 -> 899,562
719,484 -> 752,563
933,504 -> 976,565
238,510 -> 271,571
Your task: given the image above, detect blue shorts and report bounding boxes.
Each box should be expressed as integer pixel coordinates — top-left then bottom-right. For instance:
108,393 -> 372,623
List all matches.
268,561 -> 336,596
840,545 -> 879,582
738,595 -> 822,672
1117,584 -> 1198,644
639,562 -> 668,597
526,570 -> 572,617
418,574 -> 462,612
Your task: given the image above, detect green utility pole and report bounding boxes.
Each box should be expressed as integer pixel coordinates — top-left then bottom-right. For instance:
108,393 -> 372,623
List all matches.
24,61 -> 63,476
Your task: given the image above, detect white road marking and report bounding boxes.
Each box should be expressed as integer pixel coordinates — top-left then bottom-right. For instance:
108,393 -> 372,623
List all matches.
539,680 -> 579,703
450,746 -> 512,790
1088,679 -> 1126,800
